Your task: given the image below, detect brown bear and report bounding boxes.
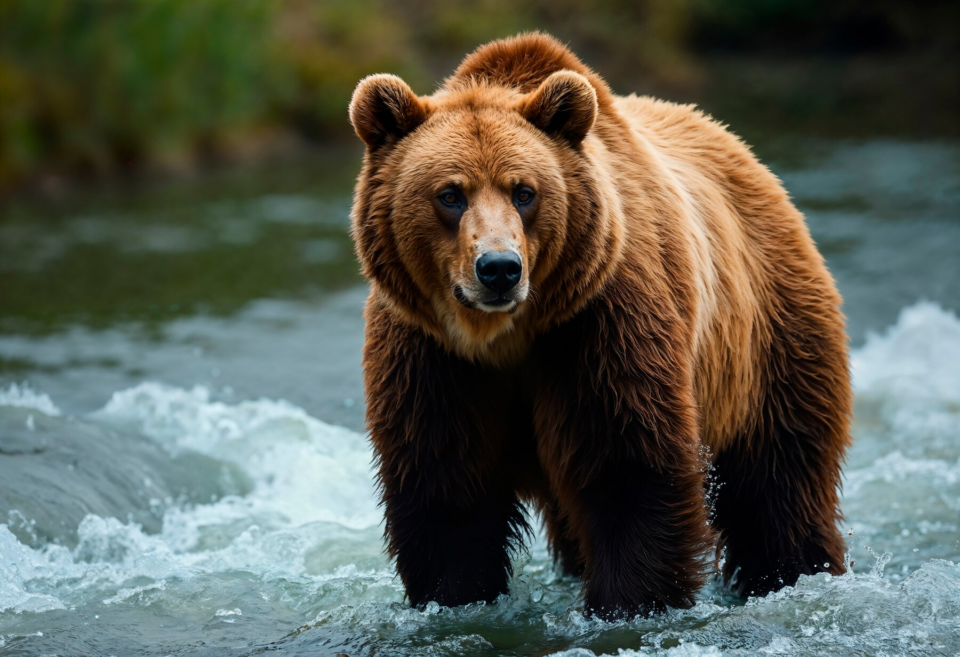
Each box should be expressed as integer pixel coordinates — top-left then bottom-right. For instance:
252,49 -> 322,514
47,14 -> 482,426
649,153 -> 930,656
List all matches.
348,33 -> 851,620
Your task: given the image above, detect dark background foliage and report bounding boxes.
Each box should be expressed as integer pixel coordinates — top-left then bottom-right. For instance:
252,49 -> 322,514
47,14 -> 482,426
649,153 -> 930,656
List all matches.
1,0 -> 956,191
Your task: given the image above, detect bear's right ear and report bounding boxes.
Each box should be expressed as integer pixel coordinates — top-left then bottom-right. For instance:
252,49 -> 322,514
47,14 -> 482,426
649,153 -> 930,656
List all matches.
349,74 -> 428,149
521,71 -> 598,146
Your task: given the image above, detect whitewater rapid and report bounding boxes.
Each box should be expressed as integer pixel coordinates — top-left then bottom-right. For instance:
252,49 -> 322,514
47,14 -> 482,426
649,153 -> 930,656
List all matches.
1,301 -> 959,656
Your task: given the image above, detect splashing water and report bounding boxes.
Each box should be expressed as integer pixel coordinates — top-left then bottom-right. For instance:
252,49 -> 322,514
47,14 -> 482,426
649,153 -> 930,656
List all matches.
1,302 -> 959,656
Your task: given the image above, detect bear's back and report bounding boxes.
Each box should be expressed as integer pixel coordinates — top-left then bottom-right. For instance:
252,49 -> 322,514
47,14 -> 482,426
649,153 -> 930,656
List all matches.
613,94 -> 839,451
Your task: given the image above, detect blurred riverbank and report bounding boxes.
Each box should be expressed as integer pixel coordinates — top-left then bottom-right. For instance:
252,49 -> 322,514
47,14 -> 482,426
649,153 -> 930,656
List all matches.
2,0 -> 957,194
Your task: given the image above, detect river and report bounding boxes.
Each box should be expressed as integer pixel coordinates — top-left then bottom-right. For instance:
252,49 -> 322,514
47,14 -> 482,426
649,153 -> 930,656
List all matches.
1,139 -> 958,656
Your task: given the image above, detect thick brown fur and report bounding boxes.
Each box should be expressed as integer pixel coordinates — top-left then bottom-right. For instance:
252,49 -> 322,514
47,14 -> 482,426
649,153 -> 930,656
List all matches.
349,33 -> 852,619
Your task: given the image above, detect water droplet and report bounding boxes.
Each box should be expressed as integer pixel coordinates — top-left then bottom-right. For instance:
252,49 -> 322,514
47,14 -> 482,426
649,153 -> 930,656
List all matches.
823,562 -> 830,568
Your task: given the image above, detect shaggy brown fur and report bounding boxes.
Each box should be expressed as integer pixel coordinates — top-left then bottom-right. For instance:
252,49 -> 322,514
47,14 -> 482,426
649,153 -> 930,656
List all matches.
349,33 -> 851,619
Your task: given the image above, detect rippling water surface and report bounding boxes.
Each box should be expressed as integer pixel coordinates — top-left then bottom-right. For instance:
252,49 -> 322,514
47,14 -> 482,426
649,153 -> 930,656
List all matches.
1,141 -> 959,656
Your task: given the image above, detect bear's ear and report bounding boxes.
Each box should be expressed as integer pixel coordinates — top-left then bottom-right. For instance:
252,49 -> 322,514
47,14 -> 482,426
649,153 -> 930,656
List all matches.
349,74 -> 428,149
521,71 -> 597,146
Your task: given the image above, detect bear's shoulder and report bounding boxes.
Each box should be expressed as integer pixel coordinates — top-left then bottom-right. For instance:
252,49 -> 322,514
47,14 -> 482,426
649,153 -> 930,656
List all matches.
615,95 -> 737,147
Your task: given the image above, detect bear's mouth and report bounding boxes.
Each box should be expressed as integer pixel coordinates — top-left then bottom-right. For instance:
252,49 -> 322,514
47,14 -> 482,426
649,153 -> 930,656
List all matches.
478,297 -> 518,314
453,286 -> 519,314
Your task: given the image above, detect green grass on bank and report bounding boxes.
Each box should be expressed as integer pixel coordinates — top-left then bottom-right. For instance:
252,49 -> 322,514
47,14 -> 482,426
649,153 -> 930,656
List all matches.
1,0 -> 956,191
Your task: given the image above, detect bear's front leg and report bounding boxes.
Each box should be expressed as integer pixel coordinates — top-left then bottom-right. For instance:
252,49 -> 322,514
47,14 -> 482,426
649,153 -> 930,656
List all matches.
363,300 -> 528,608
383,480 -> 527,607
533,287 -> 714,619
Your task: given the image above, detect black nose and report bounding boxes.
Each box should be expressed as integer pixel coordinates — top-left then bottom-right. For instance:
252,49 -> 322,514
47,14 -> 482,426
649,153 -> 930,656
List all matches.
475,251 -> 522,294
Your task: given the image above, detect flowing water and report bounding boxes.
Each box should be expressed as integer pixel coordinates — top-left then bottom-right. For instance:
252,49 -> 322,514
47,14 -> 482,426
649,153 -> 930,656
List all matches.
1,140 -> 959,656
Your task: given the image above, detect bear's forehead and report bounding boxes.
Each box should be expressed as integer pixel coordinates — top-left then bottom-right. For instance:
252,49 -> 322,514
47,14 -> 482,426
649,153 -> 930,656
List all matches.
397,107 -> 554,188
427,104 -> 525,143
432,84 -> 524,110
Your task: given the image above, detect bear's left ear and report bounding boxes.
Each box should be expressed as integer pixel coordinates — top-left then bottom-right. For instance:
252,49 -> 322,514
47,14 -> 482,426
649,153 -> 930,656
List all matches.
521,71 -> 598,146
349,74 -> 429,149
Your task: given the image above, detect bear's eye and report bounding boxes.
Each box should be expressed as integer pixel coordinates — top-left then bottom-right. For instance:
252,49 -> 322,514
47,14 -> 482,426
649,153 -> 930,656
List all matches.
514,186 -> 535,207
435,188 -> 466,227
438,189 -> 463,208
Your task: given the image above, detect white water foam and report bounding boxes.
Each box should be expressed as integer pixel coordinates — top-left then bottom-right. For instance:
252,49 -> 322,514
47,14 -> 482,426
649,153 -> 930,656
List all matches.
552,646 -> 722,657
0,526 -> 66,614
1,301 -> 959,655
0,383 -> 389,618
95,382 -> 381,531
852,301 -> 960,455
0,382 -> 61,417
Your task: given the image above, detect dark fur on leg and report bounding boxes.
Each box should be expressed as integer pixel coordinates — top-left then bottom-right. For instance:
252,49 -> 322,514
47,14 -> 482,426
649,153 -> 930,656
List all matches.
712,418 -> 849,596
541,498 -> 585,577
532,279 -> 715,620
364,298 -> 531,607
387,486 -> 528,606
712,436 -> 847,597
712,305 -> 851,597
577,459 -> 713,618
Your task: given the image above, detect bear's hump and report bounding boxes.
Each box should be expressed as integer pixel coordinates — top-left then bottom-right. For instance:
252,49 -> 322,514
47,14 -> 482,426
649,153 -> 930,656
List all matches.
447,32 -> 608,99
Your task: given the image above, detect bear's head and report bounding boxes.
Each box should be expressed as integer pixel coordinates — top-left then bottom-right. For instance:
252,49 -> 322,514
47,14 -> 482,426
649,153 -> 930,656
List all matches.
349,34 -> 624,362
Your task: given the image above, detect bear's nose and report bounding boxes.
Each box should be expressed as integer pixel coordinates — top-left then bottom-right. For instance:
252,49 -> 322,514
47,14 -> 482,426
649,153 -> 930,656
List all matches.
475,251 -> 522,294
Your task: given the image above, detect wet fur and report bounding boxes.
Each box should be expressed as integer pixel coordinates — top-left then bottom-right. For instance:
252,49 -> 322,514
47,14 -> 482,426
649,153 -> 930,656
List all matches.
351,33 -> 852,618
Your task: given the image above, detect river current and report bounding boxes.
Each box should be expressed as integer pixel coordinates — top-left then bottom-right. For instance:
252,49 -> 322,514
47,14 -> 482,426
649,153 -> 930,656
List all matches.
1,140 -> 958,655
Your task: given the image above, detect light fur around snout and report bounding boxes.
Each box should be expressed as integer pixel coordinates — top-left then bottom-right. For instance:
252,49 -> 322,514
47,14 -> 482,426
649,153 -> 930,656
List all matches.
452,187 -> 530,314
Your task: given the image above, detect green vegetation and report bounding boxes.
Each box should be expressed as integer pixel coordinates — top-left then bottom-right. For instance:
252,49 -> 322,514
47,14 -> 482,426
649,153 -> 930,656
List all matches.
1,0 -> 956,191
